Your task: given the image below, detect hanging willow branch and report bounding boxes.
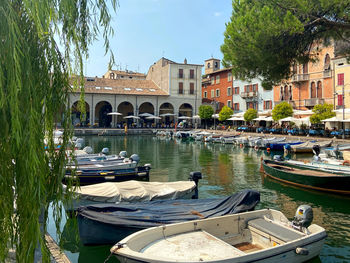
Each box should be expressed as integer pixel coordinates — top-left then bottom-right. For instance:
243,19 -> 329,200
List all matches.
0,0 -> 117,262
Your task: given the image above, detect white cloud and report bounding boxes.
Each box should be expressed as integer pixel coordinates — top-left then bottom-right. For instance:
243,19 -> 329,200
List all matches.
214,12 -> 222,17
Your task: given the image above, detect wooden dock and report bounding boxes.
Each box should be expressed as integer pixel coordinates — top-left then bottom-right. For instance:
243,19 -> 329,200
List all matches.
45,233 -> 71,263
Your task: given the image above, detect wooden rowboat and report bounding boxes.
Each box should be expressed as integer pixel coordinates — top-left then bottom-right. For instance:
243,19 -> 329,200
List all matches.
261,159 -> 350,195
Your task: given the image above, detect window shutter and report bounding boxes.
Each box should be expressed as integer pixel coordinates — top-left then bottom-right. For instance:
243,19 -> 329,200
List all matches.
338,94 -> 344,106
338,73 -> 344,86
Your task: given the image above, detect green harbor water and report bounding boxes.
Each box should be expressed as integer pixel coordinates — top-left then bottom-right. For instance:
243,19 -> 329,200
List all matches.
48,135 -> 350,263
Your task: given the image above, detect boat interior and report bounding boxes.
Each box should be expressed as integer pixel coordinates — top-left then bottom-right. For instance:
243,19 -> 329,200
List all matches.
115,209 -> 322,261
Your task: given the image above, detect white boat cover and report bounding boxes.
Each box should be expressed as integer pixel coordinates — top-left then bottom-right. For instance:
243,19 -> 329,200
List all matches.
69,180 -> 196,203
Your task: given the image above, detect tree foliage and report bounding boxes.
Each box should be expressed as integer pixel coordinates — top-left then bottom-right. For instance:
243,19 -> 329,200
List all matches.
310,103 -> 335,124
0,0 -> 116,262
221,0 -> 350,88
199,105 -> 214,120
244,108 -> 258,122
272,102 -> 293,121
219,106 -> 233,122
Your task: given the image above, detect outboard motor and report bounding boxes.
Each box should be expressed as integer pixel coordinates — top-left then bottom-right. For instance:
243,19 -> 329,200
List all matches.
83,146 -> 93,154
284,144 -> 292,155
312,144 -> 320,156
292,205 -> 313,231
189,171 -> 202,199
273,155 -> 284,162
101,147 -> 109,154
130,154 -> 140,163
119,151 -> 128,158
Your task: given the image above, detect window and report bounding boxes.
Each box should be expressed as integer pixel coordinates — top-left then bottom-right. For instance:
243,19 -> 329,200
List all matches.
214,61 -> 218,69
303,63 -> 308,74
228,72 -> 232,81
338,94 -> 344,106
338,73 -> 345,86
190,69 -> 195,79
317,81 -> 322,98
227,100 -> 232,108
178,82 -> 183,94
324,54 -> 331,70
310,82 -> 316,98
211,90 -> 215,98
109,73 -> 115,79
264,100 -> 272,110
136,88 -> 143,91
234,103 -> 240,111
234,86 -> 240,94
227,87 -> 232,96
190,83 -> 195,95
216,89 -> 220,97
178,69 -> 183,78
204,91 -> 207,98
289,86 -> 293,100
216,75 -> 220,84
253,84 -> 258,92
211,77 -> 215,85
207,62 -> 211,69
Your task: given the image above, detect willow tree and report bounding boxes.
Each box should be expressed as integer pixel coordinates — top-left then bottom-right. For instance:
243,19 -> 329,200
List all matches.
0,0 -> 116,262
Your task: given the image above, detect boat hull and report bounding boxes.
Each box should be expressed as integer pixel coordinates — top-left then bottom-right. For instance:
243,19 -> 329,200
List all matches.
112,209 -> 326,263
262,160 -> 350,195
63,166 -> 150,185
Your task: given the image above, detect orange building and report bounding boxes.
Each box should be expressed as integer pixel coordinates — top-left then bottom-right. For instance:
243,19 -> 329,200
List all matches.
273,43 -> 335,110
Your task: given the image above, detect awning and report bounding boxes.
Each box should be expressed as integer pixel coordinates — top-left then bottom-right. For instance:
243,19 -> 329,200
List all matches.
322,117 -> 341,122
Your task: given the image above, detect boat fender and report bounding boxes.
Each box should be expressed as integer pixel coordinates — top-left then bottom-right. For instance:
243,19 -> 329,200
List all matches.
266,148 -> 271,152
130,154 -> 140,163
295,247 -> 309,255
119,151 -> 127,158
342,160 -> 350,166
101,147 -> 109,154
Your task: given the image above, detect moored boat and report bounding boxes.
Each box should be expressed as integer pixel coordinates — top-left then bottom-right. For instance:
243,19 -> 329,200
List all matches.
261,159 -> 350,195
268,140 -> 303,151
289,140 -> 333,153
111,205 -> 326,263
64,172 -> 202,212
77,189 -> 260,245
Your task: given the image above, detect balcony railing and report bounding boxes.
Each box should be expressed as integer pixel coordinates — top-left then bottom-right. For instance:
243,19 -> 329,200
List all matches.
240,91 -> 258,98
274,100 -> 296,107
178,74 -> 184,78
323,70 -> 332,78
304,98 -> 324,107
291,74 -> 310,82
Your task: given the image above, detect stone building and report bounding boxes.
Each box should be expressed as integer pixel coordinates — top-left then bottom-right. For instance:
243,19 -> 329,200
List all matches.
202,58 -> 273,113
69,58 -> 202,127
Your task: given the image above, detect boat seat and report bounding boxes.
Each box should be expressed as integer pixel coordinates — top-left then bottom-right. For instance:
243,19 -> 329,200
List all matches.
247,218 -> 304,243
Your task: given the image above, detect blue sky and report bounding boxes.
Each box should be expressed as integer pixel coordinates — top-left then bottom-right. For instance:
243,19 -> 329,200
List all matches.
85,0 -> 232,77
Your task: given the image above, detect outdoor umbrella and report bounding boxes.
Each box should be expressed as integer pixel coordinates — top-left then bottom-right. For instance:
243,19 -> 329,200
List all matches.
123,116 -> 140,119
146,116 -> 161,120
159,113 -> 175,117
212,114 -> 219,119
107,112 -> 122,127
139,113 -> 154,117
178,116 -> 192,120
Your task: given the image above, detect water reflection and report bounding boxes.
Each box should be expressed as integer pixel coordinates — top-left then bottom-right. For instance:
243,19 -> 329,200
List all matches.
55,135 -> 350,263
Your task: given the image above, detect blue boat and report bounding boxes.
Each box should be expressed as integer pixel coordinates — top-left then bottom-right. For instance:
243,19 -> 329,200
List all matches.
267,141 -> 304,151
77,189 -> 260,245
63,164 -> 151,185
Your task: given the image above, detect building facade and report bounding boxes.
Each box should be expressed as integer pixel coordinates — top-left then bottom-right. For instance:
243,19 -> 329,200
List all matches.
202,58 -> 274,113
333,56 -> 350,110
70,58 -> 202,127
273,44 -> 335,110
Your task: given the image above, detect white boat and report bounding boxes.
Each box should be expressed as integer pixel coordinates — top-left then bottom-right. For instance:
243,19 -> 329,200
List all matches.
111,206 -> 326,263
67,158 -> 138,171
64,180 -> 199,211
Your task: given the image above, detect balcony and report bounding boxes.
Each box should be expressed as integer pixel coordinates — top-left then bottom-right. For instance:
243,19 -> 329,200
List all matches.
240,91 -> 258,99
323,70 -> 332,78
274,100 -> 296,108
291,74 -> 310,82
304,98 -> 324,107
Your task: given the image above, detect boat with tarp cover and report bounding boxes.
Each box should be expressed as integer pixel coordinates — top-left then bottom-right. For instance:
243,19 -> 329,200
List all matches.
77,189 -> 260,245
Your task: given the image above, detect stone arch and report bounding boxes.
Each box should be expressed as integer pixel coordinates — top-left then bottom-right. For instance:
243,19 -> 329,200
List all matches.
159,102 -> 175,126
317,81 -> 322,98
280,86 -> 284,100
283,85 -> 289,101
289,85 -> 293,100
310,82 -> 316,98
95,101 -> 112,127
179,103 -> 193,117
139,102 -> 155,115
71,101 -> 90,126
118,101 -> 134,126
